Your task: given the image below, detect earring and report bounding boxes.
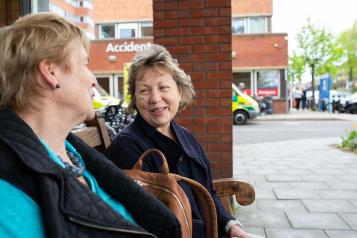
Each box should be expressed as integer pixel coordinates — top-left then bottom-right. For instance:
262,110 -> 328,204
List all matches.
55,83 -> 61,89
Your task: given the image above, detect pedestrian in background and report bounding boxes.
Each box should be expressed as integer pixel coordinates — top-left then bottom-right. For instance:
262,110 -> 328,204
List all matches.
294,88 -> 303,110
301,89 -> 307,110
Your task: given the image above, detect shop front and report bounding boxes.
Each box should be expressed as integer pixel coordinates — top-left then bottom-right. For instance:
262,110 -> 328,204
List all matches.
88,39 -> 153,98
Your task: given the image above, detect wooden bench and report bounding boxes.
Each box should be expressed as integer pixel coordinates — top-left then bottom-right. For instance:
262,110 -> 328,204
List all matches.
72,111 -> 255,216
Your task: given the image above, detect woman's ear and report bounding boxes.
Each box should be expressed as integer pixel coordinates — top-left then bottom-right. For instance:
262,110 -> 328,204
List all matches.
38,59 -> 59,89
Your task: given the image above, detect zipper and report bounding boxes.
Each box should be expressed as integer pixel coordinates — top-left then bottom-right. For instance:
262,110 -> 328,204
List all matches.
136,180 -> 191,237
68,216 -> 157,238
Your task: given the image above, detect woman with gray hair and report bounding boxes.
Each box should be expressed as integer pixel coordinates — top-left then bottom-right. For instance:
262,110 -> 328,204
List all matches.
0,13 -> 180,238
106,44 -> 258,238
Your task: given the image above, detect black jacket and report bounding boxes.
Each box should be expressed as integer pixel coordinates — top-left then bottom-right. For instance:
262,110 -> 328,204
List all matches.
106,114 -> 234,238
0,108 -> 181,238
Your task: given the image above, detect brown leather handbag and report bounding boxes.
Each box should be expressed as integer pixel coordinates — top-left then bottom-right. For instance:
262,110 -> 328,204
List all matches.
125,148 -> 218,238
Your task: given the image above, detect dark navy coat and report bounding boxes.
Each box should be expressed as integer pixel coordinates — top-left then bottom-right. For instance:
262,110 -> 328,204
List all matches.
106,114 -> 234,238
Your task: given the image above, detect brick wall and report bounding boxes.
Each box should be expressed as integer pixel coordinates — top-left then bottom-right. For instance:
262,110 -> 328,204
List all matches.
153,0 -> 232,179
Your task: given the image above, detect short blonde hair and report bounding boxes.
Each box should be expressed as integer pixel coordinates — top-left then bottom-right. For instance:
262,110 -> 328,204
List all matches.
0,12 -> 89,110
128,44 -> 195,113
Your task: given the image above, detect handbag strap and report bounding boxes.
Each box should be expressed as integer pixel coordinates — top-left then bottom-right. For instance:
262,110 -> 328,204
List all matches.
134,148 -> 169,174
172,174 -> 218,238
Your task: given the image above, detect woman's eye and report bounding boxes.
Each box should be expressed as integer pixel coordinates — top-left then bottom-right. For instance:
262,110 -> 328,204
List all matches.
161,86 -> 169,90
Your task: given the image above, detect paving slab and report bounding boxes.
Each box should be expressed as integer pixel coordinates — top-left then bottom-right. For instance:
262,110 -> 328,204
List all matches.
274,188 -> 321,199
326,181 -> 357,190
316,190 -> 357,199
286,212 -> 349,229
350,200 -> 357,208
265,228 -> 327,238
325,230 -> 357,238
302,200 -> 357,213
339,213 -> 357,229
266,175 -> 302,182
237,212 -> 291,228
302,175 -> 339,182
244,227 -> 266,237
253,182 -> 291,189
255,188 -> 277,199
257,200 -> 307,212
336,175 -> 357,182
289,182 -> 330,189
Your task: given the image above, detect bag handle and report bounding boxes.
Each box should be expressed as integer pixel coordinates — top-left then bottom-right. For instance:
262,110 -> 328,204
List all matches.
173,174 -> 218,238
133,148 -> 170,174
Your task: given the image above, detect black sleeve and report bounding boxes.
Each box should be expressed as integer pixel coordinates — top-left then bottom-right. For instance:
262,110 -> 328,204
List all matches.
197,143 -> 235,235
105,134 -> 143,170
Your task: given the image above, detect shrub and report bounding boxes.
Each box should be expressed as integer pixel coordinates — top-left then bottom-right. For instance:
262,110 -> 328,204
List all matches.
341,130 -> 357,152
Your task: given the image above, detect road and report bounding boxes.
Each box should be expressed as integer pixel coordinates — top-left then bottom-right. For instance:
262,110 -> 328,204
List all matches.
234,120 -> 355,145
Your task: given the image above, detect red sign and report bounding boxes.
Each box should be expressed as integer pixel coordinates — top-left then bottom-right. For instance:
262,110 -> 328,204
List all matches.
257,88 -> 278,96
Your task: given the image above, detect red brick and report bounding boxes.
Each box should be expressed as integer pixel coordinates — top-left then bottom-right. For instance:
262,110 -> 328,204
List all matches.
166,45 -> 192,54
192,45 -> 220,53
207,108 -> 231,116
206,89 -> 231,98
191,8 -> 219,18
191,125 -> 207,133
155,37 -> 178,46
206,53 -> 231,61
207,71 -> 231,80
205,35 -> 230,44
155,19 -> 177,28
206,17 -> 231,26
194,117 -> 220,125
177,18 -> 205,27
177,10 -> 192,18
195,98 -> 220,107
220,26 -> 231,34
220,62 -> 232,70
179,1 -> 205,9
192,62 -> 220,71
197,134 -> 220,142
220,44 -> 231,52
164,11 -> 178,19
219,8 -> 231,17
207,0 -> 231,8
192,27 -> 219,35
220,80 -> 232,89
166,27 -> 192,37
154,2 -> 177,10
207,125 -> 232,134
154,29 -> 166,37
179,36 -> 205,45
189,72 -> 206,81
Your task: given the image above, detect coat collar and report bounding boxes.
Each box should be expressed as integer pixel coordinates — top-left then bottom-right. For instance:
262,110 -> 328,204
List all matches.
134,113 -> 206,169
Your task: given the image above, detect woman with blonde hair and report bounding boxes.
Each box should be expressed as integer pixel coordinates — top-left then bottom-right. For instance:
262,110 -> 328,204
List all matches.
0,13 -> 180,238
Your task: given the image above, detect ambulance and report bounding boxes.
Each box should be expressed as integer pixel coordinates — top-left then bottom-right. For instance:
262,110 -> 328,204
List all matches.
232,83 -> 260,125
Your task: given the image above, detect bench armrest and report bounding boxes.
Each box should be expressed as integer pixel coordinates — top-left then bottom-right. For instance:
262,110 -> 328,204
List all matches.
213,178 -> 255,215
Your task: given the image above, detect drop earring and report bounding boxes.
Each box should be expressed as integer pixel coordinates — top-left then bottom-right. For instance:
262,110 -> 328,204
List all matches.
55,83 -> 61,89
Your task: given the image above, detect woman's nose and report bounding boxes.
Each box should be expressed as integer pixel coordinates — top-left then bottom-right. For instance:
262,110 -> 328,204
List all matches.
149,89 -> 161,103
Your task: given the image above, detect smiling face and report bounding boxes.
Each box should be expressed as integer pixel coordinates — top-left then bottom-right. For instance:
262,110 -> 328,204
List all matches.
134,66 -> 182,135
54,39 -> 97,123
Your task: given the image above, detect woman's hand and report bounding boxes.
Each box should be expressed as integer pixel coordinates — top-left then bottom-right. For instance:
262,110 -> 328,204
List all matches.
228,224 -> 252,238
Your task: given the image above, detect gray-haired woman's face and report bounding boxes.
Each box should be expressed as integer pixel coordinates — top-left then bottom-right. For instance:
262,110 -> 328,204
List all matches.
134,67 -> 181,134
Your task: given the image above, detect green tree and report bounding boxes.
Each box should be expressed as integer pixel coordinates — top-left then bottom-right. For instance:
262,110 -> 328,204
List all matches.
336,21 -> 357,90
288,52 -> 305,82
296,19 -> 342,109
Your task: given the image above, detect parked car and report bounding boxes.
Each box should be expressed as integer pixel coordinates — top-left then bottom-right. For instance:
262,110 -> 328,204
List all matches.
343,92 -> 357,114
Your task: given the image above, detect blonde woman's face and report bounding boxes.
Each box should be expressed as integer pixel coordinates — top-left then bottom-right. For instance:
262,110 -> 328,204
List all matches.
134,67 -> 181,135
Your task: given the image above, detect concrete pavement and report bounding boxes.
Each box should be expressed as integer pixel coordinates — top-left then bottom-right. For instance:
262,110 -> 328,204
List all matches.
233,110 -> 357,238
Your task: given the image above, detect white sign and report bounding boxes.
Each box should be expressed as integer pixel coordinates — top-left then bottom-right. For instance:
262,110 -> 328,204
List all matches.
106,41 -> 151,53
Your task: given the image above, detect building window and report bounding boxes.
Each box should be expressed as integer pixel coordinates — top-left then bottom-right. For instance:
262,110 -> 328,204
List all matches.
118,23 -> 137,38
257,70 -> 279,97
248,17 -> 266,33
232,16 -> 267,34
100,24 -> 115,39
232,17 -> 245,34
139,22 -> 153,37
